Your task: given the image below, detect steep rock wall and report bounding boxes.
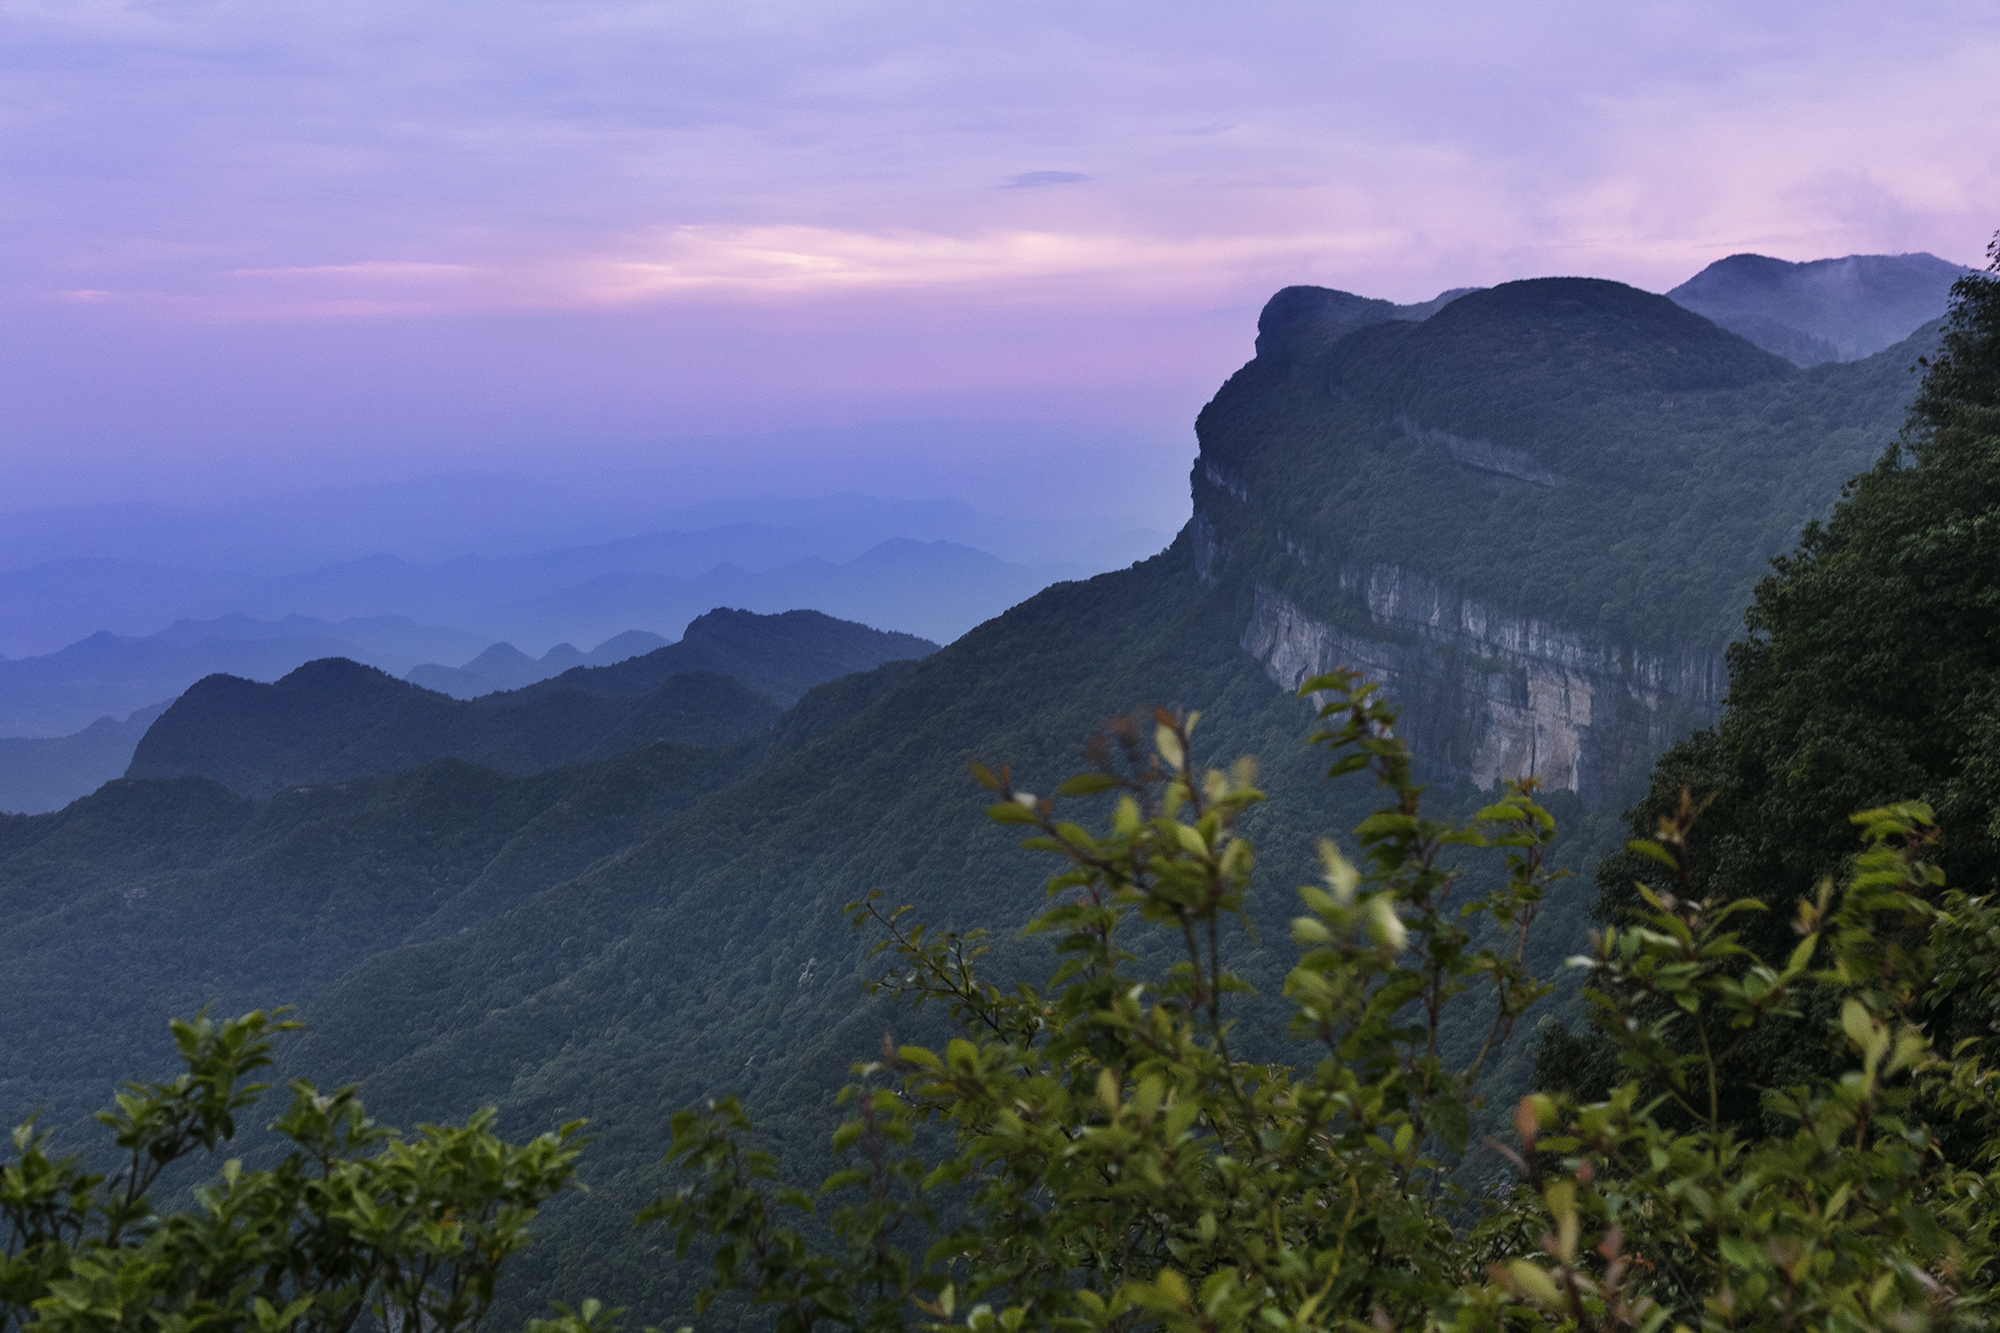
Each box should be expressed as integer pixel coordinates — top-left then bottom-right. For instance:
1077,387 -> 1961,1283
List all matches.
1237,572 -> 1723,807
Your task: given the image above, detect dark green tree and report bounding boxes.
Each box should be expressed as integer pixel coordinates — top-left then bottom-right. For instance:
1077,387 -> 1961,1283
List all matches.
1551,233 -> 2000,1120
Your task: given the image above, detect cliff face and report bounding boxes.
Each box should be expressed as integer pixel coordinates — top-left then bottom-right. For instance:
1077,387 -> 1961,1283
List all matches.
1191,278 -> 1928,807
1238,574 -> 1721,807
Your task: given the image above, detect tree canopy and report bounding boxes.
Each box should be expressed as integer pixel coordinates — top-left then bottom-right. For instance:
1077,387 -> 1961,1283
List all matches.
1563,234 -> 2000,1121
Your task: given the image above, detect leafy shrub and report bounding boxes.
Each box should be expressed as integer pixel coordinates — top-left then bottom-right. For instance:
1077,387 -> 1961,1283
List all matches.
0,1012 -> 599,1333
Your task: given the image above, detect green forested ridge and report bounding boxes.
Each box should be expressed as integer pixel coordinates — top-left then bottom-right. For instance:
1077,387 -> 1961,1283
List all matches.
0,658 -> 933,1139
126,661 -> 778,798
1201,277 -> 1934,650
1668,250 -> 1970,364
257,550 -> 1614,1330
0,269 -> 1957,1328
125,610 -> 934,798
511,608 -> 939,707
1550,243 -> 2000,1122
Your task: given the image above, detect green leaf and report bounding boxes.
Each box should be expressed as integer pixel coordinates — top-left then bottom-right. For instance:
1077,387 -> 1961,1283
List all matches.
1626,839 -> 1678,870
1902,1203 -> 1945,1256
1717,1235 -> 1763,1271
1432,1097 -> 1470,1153
819,1168 -> 870,1194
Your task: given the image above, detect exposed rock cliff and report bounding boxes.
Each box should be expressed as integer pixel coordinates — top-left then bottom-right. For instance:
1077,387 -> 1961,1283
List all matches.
1239,576 -> 1721,806
1192,277 -> 1930,806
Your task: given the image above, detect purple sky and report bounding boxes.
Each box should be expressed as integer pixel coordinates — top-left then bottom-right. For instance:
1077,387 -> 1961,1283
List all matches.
4,0 -> 1997,517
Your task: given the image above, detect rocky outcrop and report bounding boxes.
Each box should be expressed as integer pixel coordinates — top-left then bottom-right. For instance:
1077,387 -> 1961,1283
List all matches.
1240,574 -> 1723,806
1394,417 -> 1563,487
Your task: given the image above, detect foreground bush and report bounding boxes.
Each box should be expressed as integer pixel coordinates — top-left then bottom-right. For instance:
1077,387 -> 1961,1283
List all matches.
653,672 -> 2000,1333
0,1012 -> 598,1333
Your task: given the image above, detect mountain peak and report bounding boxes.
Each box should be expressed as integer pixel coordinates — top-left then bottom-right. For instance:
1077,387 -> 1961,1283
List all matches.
273,657 -> 419,697
1254,284 -> 1479,365
1369,276 -> 1798,396
464,643 -> 536,671
1668,251 -> 1970,364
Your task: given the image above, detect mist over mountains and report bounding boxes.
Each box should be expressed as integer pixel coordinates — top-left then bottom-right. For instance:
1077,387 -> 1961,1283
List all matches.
406,633 -> 673,699
0,614 -> 489,738
0,246 -> 1980,1326
0,248 -> 1949,720
1667,251 -> 1971,365
0,505 -> 1167,662
0,478 -> 1170,579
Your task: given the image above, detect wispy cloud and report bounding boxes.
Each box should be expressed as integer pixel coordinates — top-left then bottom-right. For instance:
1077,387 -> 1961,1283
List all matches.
205,224 -> 1393,314
1004,171 -> 1091,188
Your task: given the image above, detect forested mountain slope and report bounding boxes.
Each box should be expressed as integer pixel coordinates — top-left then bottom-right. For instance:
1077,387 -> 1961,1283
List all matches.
278,545 -> 1409,1328
0,273 -> 1938,1328
126,609 -> 935,797
0,658 -> 924,1143
126,661 -> 781,798
509,607 -> 939,707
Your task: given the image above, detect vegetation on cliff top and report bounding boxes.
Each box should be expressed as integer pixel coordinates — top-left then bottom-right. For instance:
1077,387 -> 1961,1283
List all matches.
1197,276 -> 1933,650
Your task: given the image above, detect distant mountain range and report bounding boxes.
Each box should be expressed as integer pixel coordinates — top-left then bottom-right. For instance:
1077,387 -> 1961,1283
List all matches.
0,532 -> 1145,662
128,609 -> 938,797
491,607 -> 938,709
0,703 -> 171,818
0,609 -> 934,813
0,613 -> 491,739
1667,251 -> 1970,365
405,632 -> 672,698
0,483 -> 1174,579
